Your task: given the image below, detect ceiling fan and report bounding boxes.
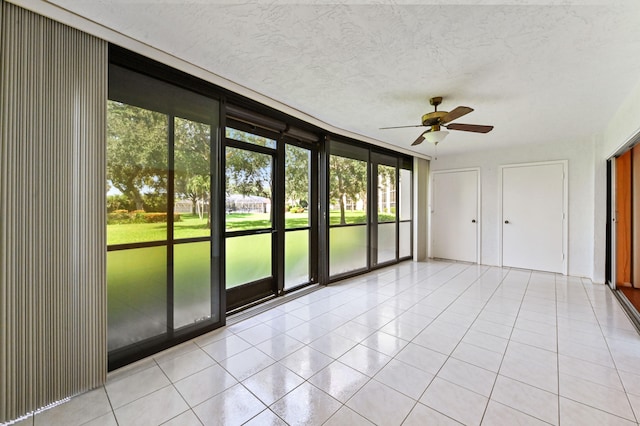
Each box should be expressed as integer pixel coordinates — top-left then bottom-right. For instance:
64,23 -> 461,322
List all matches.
380,97 -> 494,146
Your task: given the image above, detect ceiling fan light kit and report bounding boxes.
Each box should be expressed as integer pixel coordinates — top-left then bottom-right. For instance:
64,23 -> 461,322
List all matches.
381,96 -> 494,147
424,130 -> 449,145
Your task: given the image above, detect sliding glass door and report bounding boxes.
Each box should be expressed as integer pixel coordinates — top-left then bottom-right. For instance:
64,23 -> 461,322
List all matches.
224,127 -> 318,309
107,65 -> 222,368
225,129 -> 276,310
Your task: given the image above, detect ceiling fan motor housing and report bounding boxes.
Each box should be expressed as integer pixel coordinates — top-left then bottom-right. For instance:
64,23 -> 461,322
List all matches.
421,111 -> 447,126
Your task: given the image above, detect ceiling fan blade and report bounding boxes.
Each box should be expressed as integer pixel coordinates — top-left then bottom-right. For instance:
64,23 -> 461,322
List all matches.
411,134 -> 425,146
440,106 -> 473,124
380,124 -> 425,130
446,123 -> 493,133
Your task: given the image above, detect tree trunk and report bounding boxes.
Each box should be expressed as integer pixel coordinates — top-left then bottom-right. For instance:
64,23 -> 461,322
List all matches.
132,190 -> 144,211
339,194 -> 346,225
190,195 -> 198,214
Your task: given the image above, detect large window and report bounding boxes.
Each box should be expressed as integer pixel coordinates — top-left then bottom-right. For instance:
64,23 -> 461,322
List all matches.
106,47 -> 412,369
107,64 -> 221,365
328,141 -> 412,277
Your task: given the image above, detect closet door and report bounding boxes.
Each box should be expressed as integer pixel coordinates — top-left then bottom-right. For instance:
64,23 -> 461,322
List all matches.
501,161 -> 567,274
431,169 -> 479,263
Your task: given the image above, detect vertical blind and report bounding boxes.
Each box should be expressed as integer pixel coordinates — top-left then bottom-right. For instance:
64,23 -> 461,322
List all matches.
0,2 -> 108,422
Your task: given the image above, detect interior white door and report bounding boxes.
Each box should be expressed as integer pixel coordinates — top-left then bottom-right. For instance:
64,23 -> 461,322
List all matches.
502,162 -> 565,273
431,170 -> 478,263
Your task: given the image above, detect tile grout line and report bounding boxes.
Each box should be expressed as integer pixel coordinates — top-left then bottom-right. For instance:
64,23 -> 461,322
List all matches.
346,262 -> 468,426
476,268 -> 533,425
396,264 -> 500,424
579,277 -> 640,425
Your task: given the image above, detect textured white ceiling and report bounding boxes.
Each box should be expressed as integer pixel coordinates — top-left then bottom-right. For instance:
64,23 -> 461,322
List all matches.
48,0 -> 640,156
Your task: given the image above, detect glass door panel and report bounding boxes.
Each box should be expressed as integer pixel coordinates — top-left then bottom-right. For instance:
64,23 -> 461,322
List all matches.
285,144 -> 312,289
107,246 -> 167,351
173,242 -> 211,327
328,144 -> 369,277
285,230 -> 309,288
226,233 -> 272,287
399,222 -> 412,258
225,147 -> 273,231
107,100 -> 168,351
108,64 -> 223,369
376,163 -> 397,265
399,166 -> 413,259
399,168 -> 412,221
377,222 -> 396,264
173,116 -> 212,329
329,226 -> 367,275
225,139 -> 275,310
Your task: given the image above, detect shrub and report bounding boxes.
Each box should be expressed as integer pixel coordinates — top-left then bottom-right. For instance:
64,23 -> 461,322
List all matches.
107,195 -> 134,212
143,213 -> 182,223
107,210 -> 131,224
106,210 -> 181,224
144,213 -> 167,223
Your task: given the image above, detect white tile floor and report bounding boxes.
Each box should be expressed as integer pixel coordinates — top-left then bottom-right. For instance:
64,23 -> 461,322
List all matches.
16,260 -> 640,425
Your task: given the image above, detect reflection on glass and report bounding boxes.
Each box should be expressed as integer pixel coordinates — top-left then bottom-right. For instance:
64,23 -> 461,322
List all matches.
174,117 -> 211,239
378,222 -> 396,264
106,101 -> 168,245
378,164 -> 396,222
107,247 -> 167,351
226,233 -> 272,288
330,225 -> 367,276
399,168 -> 412,221
329,154 -> 367,225
174,242 -> 211,329
285,230 -> 309,289
400,222 -> 411,258
285,144 -> 310,229
225,147 -> 272,232
226,127 -> 276,149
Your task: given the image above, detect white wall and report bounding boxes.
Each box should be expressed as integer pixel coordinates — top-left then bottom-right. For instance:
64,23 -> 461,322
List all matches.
430,138 -> 595,280
602,80 -> 640,159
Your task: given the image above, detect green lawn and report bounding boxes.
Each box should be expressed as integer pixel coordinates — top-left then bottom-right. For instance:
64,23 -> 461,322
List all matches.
107,214 -> 210,245
107,210 -> 394,245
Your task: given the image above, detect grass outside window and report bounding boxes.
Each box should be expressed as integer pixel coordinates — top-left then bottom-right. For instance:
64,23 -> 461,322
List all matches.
107,211 -> 391,245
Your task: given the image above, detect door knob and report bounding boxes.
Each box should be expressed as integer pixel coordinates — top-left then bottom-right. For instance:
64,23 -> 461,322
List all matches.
472,219 -> 476,223
504,220 -> 510,224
